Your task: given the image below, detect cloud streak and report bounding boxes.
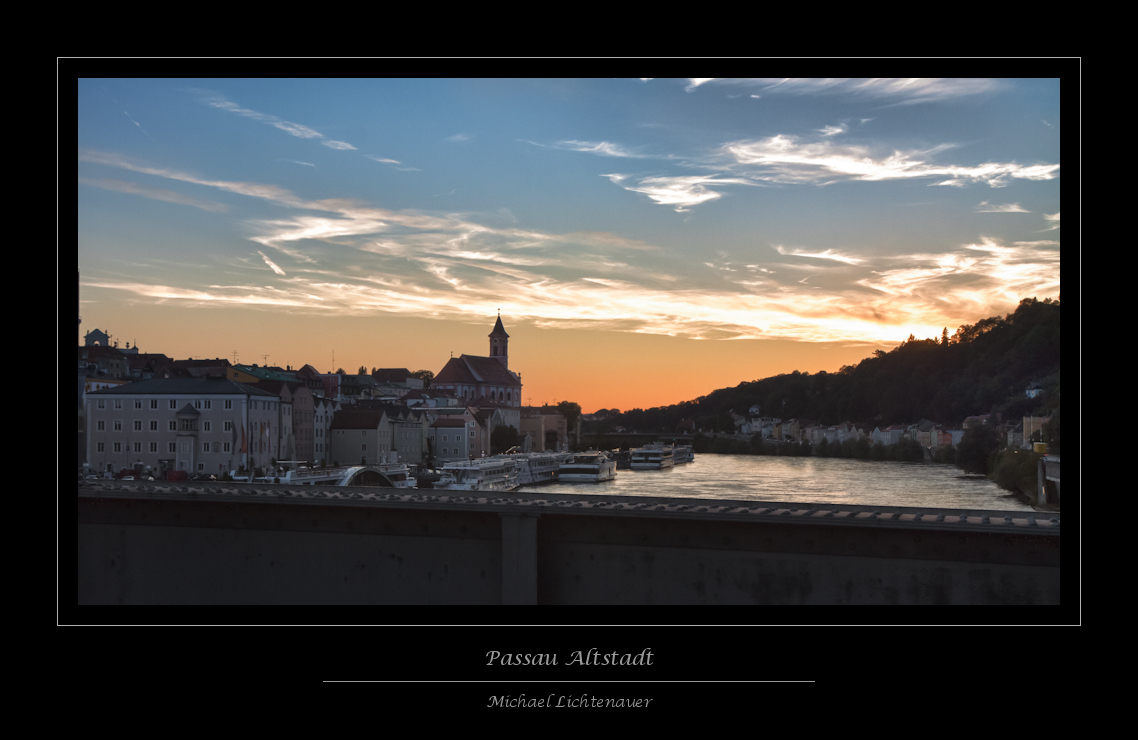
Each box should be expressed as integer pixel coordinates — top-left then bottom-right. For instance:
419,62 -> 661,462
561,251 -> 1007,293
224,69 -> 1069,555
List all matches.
78,176 -> 229,212
975,201 -> 1029,213
721,134 -> 1059,187
601,173 -> 759,211
81,150 -> 1059,346
690,78 -> 1003,104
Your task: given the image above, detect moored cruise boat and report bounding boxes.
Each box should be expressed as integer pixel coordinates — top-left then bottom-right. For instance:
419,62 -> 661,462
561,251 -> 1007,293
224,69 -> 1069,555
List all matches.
511,452 -> 569,486
630,444 -> 674,470
672,444 -> 694,464
435,457 -> 519,491
558,451 -> 617,483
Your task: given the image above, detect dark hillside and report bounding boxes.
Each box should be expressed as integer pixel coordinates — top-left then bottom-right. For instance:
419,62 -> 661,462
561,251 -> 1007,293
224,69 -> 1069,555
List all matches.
590,297 -> 1060,433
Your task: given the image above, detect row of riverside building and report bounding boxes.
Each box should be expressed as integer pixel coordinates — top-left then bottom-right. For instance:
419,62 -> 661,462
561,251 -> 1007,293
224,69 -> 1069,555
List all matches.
79,315 -> 573,479
725,405 -> 1051,451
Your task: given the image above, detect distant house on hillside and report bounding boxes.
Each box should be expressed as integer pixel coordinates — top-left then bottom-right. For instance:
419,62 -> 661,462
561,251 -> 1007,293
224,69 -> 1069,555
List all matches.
963,415 -> 990,429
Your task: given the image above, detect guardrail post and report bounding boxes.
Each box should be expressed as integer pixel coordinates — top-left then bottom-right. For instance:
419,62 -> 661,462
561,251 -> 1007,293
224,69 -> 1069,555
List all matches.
501,513 -> 539,605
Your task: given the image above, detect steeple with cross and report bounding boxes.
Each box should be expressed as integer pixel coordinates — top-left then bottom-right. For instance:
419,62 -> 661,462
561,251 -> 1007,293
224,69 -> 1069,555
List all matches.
489,310 -> 510,368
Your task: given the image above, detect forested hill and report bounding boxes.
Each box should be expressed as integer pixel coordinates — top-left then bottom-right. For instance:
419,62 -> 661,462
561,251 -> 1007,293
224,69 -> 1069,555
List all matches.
595,297 -> 1061,433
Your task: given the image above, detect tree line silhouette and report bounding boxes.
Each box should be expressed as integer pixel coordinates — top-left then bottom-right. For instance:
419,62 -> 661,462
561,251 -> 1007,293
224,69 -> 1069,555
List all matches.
587,297 -> 1060,434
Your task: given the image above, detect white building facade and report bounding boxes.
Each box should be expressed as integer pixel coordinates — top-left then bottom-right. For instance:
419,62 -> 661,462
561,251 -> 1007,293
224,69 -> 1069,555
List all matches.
86,377 -> 280,476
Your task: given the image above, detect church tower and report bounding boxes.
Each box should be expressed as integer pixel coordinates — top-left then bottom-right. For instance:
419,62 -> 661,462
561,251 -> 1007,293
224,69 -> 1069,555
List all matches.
489,313 -> 509,368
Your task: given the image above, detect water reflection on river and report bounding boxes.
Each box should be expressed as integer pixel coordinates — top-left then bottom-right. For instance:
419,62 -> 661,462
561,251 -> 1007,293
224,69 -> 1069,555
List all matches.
518,454 -> 1034,511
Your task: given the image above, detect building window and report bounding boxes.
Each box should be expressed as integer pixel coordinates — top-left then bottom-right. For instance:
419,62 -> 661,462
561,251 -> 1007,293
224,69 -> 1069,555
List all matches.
203,442 -> 210,453
204,400 -> 211,409
180,442 -> 188,453
169,421 -> 176,431
203,421 -> 211,432
97,442 -> 105,452
169,442 -> 176,453
97,400 -> 105,409
194,400 -> 202,409
150,399 -> 158,409
224,442 -> 231,452
225,400 -> 232,409
114,420 -> 122,432
97,420 -> 105,431
135,400 -> 142,409
150,442 -> 158,452
170,400 -> 177,409
224,421 -> 232,432
114,442 -> 121,452
114,400 -> 122,409
134,420 -> 142,431
197,463 -> 204,471
150,421 -> 158,431
133,442 -> 141,453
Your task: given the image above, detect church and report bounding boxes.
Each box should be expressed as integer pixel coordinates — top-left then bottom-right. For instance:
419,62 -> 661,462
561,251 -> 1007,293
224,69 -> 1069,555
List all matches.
433,314 -> 522,408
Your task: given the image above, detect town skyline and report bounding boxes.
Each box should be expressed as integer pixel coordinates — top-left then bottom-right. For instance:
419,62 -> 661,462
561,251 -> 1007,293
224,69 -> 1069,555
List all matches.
78,77 -> 1061,413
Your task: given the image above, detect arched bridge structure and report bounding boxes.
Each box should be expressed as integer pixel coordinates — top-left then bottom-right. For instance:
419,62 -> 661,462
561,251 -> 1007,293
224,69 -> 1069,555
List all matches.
278,465 -> 410,488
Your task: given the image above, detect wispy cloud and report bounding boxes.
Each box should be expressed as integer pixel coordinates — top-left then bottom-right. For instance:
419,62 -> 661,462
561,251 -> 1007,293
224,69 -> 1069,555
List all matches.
856,237 -> 1060,316
190,89 -> 324,139
693,78 -> 1002,104
365,155 -> 401,164
258,251 -> 286,275
550,140 -> 654,158
773,245 -> 864,264
123,111 -> 153,141
975,201 -> 1029,213
601,173 -> 759,211
447,133 -> 472,143
79,149 -> 310,208
322,140 -> 357,150
1043,212 -> 1060,230
78,176 -> 229,212
721,134 -> 1059,187
818,124 -> 847,137
82,150 -> 1059,346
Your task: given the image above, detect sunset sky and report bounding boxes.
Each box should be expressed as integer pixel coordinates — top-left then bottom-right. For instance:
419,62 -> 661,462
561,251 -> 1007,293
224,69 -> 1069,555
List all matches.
77,78 -> 1061,413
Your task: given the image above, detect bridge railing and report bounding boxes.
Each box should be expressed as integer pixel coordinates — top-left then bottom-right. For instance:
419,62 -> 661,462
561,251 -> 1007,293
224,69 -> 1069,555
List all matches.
78,480 -> 1060,605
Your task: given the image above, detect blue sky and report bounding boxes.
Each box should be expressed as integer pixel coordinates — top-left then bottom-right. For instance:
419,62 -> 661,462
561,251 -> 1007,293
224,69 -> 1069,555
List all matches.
77,77 -> 1062,410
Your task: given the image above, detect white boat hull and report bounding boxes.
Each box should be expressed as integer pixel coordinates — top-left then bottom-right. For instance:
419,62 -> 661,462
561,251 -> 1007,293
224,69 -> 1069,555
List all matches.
631,459 -> 674,470
558,453 -> 617,483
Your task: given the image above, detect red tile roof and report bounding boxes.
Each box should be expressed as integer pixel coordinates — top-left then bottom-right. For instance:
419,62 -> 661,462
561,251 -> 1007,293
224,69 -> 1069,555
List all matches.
434,355 -> 520,387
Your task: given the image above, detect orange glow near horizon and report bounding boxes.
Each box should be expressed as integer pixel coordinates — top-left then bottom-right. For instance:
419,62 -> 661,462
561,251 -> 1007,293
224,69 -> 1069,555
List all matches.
81,301 -> 929,414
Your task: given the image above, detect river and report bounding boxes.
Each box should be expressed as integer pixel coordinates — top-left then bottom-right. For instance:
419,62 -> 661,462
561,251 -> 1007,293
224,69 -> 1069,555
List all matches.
517,454 -> 1034,511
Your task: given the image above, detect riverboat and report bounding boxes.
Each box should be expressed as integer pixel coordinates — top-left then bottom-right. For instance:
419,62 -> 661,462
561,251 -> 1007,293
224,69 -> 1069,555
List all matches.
630,444 -> 675,470
435,456 -> 519,491
672,444 -> 694,464
512,452 -> 570,486
558,451 -> 617,482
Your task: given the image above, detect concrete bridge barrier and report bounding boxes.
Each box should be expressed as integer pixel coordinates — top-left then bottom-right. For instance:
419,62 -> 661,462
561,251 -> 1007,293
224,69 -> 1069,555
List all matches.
78,481 -> 1059,605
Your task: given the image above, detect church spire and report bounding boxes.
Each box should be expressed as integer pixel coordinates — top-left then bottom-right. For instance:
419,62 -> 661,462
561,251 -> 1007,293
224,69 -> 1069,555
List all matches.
489,312 -> 509,367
